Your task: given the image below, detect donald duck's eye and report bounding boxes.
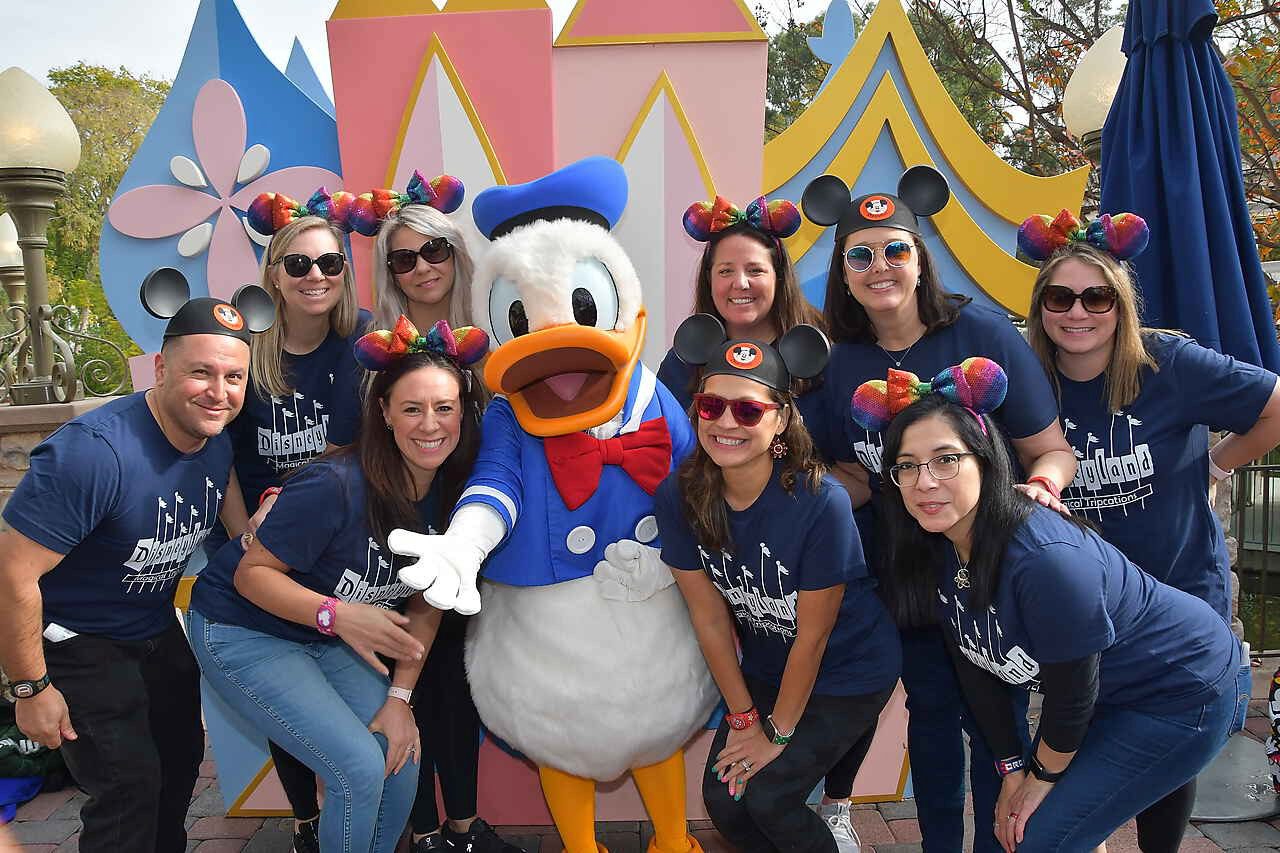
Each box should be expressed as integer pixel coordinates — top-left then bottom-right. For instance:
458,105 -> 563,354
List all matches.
509,301 -> 529,337
572,259 -> 619,330
488,275 -> 527,344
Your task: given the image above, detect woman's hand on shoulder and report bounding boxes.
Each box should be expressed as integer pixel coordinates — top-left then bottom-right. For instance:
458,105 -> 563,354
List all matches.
368,696 -> 420,776
334,602 -> 425,676
1013,482 -> 1068,514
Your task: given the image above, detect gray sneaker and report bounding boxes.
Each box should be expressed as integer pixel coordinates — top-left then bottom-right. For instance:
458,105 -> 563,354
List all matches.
816,801 -> 861,853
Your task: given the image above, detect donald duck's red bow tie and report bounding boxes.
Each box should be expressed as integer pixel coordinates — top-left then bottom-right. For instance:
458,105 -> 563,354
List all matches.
544,419 -> 672,511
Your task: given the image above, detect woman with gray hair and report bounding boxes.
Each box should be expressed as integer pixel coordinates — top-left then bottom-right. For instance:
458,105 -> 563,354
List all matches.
373,196 -> 477,331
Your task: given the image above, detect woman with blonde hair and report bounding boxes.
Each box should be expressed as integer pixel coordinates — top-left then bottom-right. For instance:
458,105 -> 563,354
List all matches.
1021,210 -> 1280,850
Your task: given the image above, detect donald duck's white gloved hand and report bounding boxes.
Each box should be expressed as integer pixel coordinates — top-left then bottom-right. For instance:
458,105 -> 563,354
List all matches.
593,539 -> 675,602
390,504 -> 506,615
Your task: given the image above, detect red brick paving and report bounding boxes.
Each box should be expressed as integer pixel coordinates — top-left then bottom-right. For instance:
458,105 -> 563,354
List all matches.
13,790 -> 74,822
887,817 -> 922,842
186,816 -> 263,839
849,809 -> 895,845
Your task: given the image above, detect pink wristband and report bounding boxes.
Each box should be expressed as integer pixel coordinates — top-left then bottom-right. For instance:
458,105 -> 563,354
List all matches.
316,597 -> 339,636
1026,475 -> 1061,500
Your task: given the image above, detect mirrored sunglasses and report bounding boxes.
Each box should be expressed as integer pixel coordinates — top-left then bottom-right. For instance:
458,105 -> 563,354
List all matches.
844,240 -> 913,273
693,393 -> 783,428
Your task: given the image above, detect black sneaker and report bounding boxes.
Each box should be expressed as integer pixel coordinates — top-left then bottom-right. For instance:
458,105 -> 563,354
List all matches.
414,833 -> 447,852
442,818 -> 526,853
292,818 -> 320,853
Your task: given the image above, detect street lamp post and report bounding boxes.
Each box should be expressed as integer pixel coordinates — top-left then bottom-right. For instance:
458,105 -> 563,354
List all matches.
0,212 -> 25,403
1063,25 -> 1128,166
0,66 -> 82,405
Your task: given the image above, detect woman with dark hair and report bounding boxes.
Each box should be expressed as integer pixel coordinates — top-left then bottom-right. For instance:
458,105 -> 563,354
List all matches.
657,196 -> 823,410
796,168 -> 1077,851
867,364 -> 1242,852
654,314 -> 901,853
1020,210 -> 1280,849
188,319 -> 488,853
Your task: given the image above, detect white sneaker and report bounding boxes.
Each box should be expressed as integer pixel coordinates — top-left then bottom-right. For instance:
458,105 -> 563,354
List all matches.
817,801 -> 862,853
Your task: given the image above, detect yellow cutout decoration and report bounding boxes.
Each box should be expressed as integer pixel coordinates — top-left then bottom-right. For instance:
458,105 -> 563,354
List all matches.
555,0 -> 765,46
331,0 -> 439,19
226,759 -> 290,817
765,0 -> 1086,221
615,72 -> 717,199
781,76 -> 1046,316
384,33 -> 508,188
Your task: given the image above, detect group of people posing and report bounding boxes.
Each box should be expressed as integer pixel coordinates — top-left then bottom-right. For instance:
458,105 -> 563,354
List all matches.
0,159 -> 1276,853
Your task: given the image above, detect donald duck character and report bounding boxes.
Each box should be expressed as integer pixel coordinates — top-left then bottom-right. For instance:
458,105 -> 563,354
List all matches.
388,157 -> 719,853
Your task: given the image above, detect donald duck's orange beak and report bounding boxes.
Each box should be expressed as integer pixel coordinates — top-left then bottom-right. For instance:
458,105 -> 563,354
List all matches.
484,309 -> 647,437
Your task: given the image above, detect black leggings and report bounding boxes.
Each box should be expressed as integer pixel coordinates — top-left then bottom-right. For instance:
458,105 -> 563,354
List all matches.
269,741 -> 319,821
1135,779 -> 1195,852
410,621 -> 481,834
704,678 -> 893,853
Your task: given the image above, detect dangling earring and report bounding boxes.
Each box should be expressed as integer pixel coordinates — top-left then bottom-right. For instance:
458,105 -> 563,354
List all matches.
385,421 -> 393,431
770,435 -> 788,460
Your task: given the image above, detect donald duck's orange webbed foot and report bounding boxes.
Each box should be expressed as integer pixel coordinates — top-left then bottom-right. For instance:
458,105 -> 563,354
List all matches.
632,751 -> 699,853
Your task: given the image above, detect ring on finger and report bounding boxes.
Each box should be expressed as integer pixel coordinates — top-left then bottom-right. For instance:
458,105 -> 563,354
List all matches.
741,760 -> 753,772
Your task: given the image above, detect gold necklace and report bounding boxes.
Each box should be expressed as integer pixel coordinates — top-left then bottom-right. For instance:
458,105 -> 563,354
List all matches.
951,543 -> 971,590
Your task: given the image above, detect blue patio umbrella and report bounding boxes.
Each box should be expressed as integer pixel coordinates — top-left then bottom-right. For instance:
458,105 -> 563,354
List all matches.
1101,0 -> 1280,372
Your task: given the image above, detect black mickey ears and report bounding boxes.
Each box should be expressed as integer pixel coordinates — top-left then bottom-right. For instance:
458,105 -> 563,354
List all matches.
140,267 -> 275,342
800,174 -> 852,229
672,313 -> 728,367
777,324 -> 831,380
897,165 -> 950,217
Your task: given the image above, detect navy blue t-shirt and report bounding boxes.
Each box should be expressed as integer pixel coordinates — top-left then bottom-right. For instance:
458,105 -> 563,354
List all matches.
3,393 -> 233,641
657,349 -> 698,412
1056,334 -> 1275,619
800,303 -> 1059,493
655,471 -> 901,696
938,506 -> 1238,711
190,453 -> 437,644
227,310 -> 370,513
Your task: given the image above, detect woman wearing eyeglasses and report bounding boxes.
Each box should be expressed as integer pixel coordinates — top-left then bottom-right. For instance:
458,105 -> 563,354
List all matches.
1020,211 -> 1280,851
655,314 -> 900,853
230,200 -> 373,853
796,168 -> 1077,853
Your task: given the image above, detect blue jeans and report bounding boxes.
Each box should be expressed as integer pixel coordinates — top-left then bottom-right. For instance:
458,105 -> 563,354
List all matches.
189,609 -> 418,853
1016,681 -> 1239,851
901,626 -> 1030,853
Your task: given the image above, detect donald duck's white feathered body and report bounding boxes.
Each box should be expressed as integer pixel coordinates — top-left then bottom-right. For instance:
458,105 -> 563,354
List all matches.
391,159 -> 716,853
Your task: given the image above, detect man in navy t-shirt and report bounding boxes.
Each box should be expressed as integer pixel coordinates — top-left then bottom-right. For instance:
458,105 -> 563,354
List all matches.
0,295 -> 256,853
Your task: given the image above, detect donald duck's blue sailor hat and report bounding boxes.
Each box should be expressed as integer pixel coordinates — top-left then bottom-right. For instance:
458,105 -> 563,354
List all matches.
472,156 -> 628,241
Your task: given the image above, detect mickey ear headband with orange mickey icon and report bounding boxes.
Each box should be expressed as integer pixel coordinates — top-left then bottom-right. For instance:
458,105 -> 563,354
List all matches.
1016,209 -> 1150,263
850,357 -> 1008,434
140,267 -> 275,343
245,172 -> 465,238
673,313 -> 830,392
682,195 -> 802,242
801,164 -> 951,242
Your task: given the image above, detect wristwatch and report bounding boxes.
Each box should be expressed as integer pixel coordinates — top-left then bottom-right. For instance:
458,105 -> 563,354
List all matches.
1028,752 -> 1065,783
994,755 -> 1025,777
763,714 -> 795,746
316,597 -> 339,636
11,674 -> 50,700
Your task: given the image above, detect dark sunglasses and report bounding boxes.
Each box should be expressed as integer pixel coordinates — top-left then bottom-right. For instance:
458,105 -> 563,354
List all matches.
276,252 -> 345,278
386,238 -> 454,275
693,393 -> 784,428
844,240 -> 913,273
1040,284 -> 1118,314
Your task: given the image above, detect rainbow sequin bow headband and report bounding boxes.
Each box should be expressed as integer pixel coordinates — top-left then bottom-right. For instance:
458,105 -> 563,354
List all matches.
354,316 -> 488,373
1017,209 -> 1149,262
346,172 -> 465,237
683,195 -> 802,242
246,187 -> 358,235
850,357 -> 1008,433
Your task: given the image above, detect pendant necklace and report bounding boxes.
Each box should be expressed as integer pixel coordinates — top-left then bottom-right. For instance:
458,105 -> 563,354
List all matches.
951,543 -> 971,590
877,338 -> 919,368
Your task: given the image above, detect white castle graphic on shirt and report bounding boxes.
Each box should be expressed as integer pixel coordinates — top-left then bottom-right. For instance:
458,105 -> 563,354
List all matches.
1061,412 -> 1154,518
698,542 -> 798,638
122,477 -> 221,593
257,389 -> 332,472
852,431 -> 884,476
939,588 -> 1041,689
333,527 -> 438,608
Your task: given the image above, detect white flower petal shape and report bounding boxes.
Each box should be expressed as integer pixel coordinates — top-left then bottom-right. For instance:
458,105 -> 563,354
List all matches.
177,222 -> 214,257
170,155 -> 208,188
241,215 -> 272,247
237,144 -> 270,185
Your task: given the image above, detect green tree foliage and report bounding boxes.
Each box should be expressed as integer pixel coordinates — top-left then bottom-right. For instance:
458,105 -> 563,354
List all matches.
0,64 -> 169,395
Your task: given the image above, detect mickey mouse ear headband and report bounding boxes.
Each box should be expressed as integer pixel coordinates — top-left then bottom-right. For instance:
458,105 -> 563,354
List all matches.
673,313 -> 830,392
346,172 -> 466,237
1017,209 -> 1149,262
246,187 -> 358,236
801,165 -> 951,242
354,315 -> 489,373
850,357 -> 1007,433
140,267 -> 275,343
682,195 -> 802,242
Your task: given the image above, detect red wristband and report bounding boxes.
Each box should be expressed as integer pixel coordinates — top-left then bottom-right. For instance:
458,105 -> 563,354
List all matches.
1026,475 -> 1061,500
259,486 -> 282,507
726,707 -> 760,731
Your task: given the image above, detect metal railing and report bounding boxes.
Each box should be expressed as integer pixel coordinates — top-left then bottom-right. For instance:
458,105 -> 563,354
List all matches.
1233,461 -> 1280,654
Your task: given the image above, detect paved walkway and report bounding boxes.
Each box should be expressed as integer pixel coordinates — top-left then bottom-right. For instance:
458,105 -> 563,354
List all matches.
10,660 -> 1280,852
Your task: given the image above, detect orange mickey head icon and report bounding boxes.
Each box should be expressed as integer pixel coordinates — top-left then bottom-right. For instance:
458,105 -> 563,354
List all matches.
861,195 -> 895,221
213,303 -> 245,331
725,343 -> 763,370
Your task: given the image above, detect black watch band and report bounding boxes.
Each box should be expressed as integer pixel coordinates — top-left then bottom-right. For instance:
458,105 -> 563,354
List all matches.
1028,752 -> 1065,783
11,674 -> 51,700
